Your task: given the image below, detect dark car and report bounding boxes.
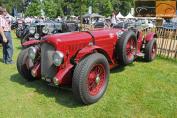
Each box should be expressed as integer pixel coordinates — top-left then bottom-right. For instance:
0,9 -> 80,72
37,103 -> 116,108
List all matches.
163,22 -> 177,30
113,21 -> 133,29
21,20 -> 79,45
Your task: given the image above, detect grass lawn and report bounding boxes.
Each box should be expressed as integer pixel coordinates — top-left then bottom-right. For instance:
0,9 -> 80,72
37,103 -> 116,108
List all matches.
0,32 -> 177,118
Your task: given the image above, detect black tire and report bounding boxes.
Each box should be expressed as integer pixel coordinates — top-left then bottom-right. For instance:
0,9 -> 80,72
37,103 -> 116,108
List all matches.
16,48 -> 35,81
145,39 -> 157,62
116,31 -> 137,65
72,53 -> 110,104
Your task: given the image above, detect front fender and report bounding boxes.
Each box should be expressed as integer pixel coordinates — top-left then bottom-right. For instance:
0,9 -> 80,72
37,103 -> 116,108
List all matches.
22,40 -> 44,47
144,32 -> 157,42
75,46 -> 113,64
54,64 -> 74,85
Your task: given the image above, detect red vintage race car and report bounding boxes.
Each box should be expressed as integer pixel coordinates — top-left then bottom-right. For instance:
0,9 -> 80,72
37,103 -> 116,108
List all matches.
17,28 -> 157,105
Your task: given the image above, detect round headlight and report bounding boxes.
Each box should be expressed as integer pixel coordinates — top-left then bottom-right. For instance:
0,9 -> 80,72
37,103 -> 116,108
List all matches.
28,47 -> 37,60
34,33 -> 40,39
52,51 -> 64,66
29,27 -> 36,34
42,26 -> 49,34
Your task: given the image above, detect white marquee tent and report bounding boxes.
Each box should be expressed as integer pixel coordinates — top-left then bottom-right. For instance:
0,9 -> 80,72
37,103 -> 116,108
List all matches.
125,12 -> 134,19
116,12 -> 125,18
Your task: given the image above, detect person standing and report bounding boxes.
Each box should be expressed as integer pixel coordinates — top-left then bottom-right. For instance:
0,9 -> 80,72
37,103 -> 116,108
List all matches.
111,11 -> 117,26
0,7 -> 14,64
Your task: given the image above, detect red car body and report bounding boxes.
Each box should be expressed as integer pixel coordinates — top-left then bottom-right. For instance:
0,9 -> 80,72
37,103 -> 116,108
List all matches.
23,28 -> 156,85
18,28 -> 157,104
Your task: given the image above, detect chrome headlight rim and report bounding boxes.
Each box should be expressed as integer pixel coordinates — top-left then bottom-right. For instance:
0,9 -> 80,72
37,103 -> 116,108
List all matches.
42,26 -> 49,34
28,47 -> 37,60
52,51 -> 64,66
29,26 -> 36,34
34,33 -> 40,39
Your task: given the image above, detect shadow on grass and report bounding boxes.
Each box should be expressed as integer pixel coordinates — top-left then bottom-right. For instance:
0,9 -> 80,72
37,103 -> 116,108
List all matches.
135,57 -> 146,63
111,65 -> 125,73
0,58 -> 3,63
110,63 -> 134,73
10,73 -> 84,108
9,63 -> 135,108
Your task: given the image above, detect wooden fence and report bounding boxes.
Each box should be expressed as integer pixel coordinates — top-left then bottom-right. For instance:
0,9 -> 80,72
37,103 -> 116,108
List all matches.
143,27 -> 177,59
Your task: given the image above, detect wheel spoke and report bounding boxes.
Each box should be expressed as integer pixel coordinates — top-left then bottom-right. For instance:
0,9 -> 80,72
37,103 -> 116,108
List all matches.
126,38 -> 136,60
87,64 -> 106,96
89,82 -> 96,90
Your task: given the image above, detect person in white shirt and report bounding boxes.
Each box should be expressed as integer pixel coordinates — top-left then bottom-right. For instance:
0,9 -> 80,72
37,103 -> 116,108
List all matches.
0,7 -> 14,64
111,12 -> 117,26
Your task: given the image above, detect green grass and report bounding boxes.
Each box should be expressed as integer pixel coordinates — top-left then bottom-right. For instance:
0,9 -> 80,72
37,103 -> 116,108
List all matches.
0,32 -> 177,118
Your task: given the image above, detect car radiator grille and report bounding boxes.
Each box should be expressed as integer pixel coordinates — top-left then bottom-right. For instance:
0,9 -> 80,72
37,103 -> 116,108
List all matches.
36,25 -> 45,36
41,43 -> 58,79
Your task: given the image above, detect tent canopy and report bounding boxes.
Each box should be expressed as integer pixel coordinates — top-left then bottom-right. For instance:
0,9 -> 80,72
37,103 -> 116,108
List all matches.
125,12 -> 134,19
83,13 -> 105,18
70,15 -> 76,18
116,12 -> 125,18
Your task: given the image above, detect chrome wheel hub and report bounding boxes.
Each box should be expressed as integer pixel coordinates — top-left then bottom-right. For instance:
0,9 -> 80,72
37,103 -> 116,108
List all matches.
96,75 -> 100,84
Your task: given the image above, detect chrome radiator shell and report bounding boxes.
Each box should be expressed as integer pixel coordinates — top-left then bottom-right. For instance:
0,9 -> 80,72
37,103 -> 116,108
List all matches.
41,43 -> 58,79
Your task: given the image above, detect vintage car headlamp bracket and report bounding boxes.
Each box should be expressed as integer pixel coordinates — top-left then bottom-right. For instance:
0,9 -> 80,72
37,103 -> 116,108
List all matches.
52,51 -> 64,66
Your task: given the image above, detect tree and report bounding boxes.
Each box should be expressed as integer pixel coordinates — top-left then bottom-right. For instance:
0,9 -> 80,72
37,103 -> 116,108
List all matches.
56,0 -> 64,17
111,0 -> 134,16
119,1 -> 132,16
0,0 -> 24,13
43,0 -> 58,18
0,0 -> 134,17
101,0 -> 113,17
24,0 -> 41,17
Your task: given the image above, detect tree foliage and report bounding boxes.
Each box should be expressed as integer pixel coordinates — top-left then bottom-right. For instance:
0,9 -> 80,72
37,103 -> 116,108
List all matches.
24,0 -> 41,17
113,0 -> 132,16
0,0 -> 24,13
0,0 -> 134,17
43,0 -> 58,18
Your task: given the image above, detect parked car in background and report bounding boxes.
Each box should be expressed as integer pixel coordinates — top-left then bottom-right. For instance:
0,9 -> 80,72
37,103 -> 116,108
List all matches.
11,20 -> 18,30
163,22 -> 177,30
20,20 -> 79,45
113,21 -> 132,29
16,22 -> 29,39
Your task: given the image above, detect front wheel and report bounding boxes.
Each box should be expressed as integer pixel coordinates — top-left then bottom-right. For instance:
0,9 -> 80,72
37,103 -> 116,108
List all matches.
17,48 -> 35,81
72,53 -> 110,105
144,39 -> 157,62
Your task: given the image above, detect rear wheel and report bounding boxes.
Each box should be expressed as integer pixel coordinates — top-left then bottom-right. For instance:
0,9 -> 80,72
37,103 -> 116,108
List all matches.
72,53 -> 110,104
17,48 -> 35,81
145,39 -> 157,61
116,31 -> 137,65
